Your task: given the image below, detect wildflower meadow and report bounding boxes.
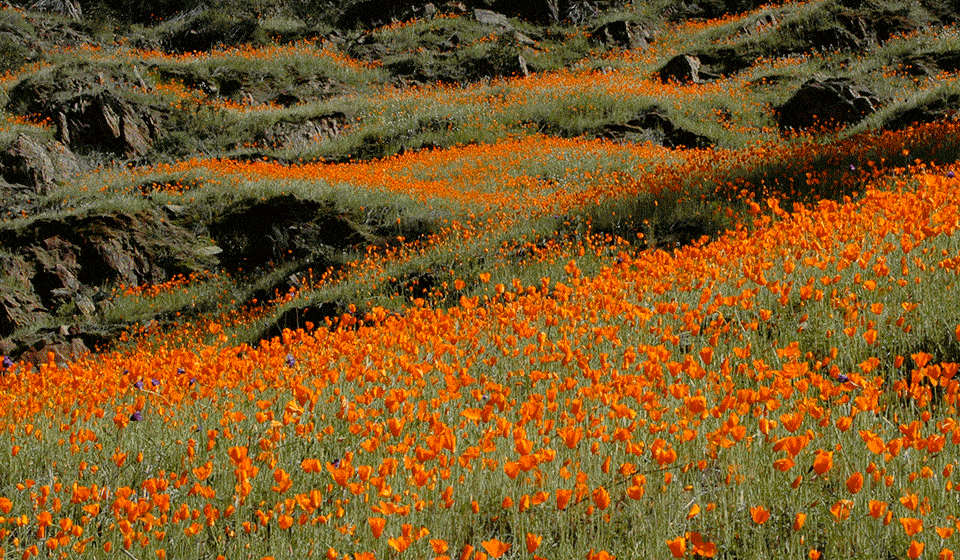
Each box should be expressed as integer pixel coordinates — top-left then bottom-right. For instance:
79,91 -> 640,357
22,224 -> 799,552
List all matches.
3,1 -> 960,559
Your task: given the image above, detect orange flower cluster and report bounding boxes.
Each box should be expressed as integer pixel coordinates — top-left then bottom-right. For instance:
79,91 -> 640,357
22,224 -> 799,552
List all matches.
4,2 -> 960,557
2,156 -> 960,558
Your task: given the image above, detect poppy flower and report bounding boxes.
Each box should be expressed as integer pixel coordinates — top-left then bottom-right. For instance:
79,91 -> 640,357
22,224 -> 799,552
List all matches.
846,472 -> 863,494
900,517 -> 923,537
751,506 -> 770,524
688,532 -> 716,558
480,539 -> 510,558
830,500 -> 853,521
812,450 -> 833,475
526,533 -> 542,554
666,536 -> 686,558
368,517 -> 386,538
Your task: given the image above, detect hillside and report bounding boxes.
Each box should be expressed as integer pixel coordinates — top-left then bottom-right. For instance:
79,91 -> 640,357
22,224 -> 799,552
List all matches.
2,1 -> 960,558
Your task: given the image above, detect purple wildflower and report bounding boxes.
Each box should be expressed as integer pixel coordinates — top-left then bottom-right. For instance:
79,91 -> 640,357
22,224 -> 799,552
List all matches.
134,380 -> 144,390
1,356 -> 12,369
151,378 -> 160,386
177,367 -> 186,375
130,411 -> 143,422
286,354 -> 296,367
949,171 -> 956,178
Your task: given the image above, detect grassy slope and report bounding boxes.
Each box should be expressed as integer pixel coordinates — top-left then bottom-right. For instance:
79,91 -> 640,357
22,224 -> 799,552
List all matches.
1,1 -> 960,559
5,0 -> 960,350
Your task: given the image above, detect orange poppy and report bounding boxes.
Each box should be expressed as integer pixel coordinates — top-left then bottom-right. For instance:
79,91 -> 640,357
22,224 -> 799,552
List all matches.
812,450 -> 833,475
368,517 -> 386,539
688,532 -> 716,558
901,517 -> 924,537
751,506 -> 770,524
846,472 -> 863,494
592,486 -> 611,511
480,539 -> 510,558
666,536 -> 686,558
526,533 -> 542,554
431,539 -> 449,554
830,500 -> 853,521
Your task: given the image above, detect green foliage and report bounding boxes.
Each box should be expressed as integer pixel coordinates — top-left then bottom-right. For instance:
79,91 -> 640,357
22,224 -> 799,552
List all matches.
0,34 -> 30,74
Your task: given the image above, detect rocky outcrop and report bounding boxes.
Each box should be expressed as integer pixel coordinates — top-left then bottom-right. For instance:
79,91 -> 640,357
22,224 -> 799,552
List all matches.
776,77 -> 880,132
0,135 -> 80,189
656,49 -> 750,83
161,11 -> 259,53
882,93 -> 960,131
7,69 -> 158,156
590,19 -> 653,50
259,113 -> 349,151
0,209 -> 217,352
338,0 -> 444,28
657,55 -> 710,83
900,49 -> 960,76
597,107 -> 713,149
208,195 -> 370,270
53,90 -> 155,156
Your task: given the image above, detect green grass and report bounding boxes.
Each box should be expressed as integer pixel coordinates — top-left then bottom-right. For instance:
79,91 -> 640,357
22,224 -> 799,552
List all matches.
4,6 -> 960,556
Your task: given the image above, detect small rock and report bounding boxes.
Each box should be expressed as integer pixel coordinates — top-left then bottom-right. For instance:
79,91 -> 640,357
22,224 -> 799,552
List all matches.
517,53 -> 530,77
75,295 -> 96,318
474,9 -> 511,28
195,245 -> 223,257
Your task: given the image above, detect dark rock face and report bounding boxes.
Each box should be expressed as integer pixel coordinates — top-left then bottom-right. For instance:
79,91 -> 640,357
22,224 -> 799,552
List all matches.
656,49 -> 749,83
488,0 -> 566,24
336,0 -> 588,28
0,135 -> 80,189
338,0 -> 440,28
883,94 -> 960,131
208,195 -> 369,270
776,77 -> 880,131
0,210 -> 216,347
7,70 -> 157,156
657,54 -> 708,84
54,91 -> 155,156
161,12 -> 259,53
590,20 -> 652,50
836,0 -> 920,43
598,107 -> 714,149
900,49 -> 960,76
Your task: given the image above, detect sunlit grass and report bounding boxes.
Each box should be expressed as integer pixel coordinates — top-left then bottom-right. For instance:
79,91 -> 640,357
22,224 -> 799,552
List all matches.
5,2 -> 960,559
4,161 -> 960,559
